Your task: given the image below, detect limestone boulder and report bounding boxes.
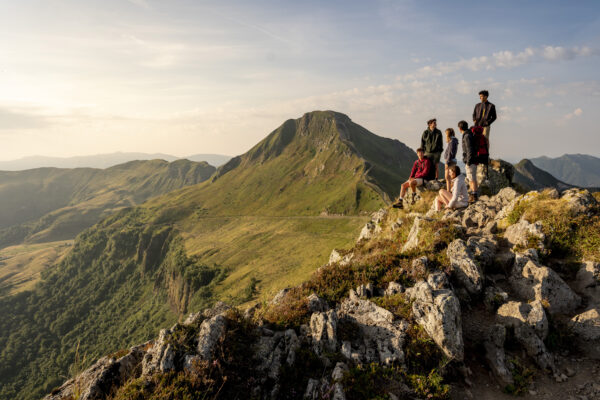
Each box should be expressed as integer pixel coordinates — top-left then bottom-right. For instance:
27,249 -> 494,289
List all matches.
561,189 -> 598,215
357,209 -> 387,242
484,324 -> 513,386
142,328 -> 177,376
254,329 -> 300,380
401,216 -> 432,253
197,314 -> 227,360
310,310 -> 338,355
575,261 -> 600,306
570,308 -> 600,341
504,218 -> 545,250
447,239 -> 484,294
497,301 -> 548,340
406,281 -> 464,361
510,260 -> 581,315
338,298 -> 408,365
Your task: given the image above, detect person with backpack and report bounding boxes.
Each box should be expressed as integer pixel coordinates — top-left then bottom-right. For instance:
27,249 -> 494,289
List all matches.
458,120 -> 479,203
393,148 -> 433,209
443,128 -> 459,191
421,118 -> 443,180
471,125 -> 490,178
434,164 -> 468,211
472,90 -> 497,151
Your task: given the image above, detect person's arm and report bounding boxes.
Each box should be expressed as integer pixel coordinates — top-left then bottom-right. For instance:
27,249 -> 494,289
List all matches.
435,131 -> 444,153
449,138 -> 458,161
409,160 -> 417,179
488,104 -> 497,125
421,132 -> 426,152
465,133 -> 474,165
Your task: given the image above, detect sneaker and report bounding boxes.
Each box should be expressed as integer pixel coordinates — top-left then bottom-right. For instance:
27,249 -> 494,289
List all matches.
392,198 -> 404,209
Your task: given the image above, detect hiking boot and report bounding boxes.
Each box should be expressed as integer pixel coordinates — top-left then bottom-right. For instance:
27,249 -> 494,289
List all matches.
392,199 -> 404,209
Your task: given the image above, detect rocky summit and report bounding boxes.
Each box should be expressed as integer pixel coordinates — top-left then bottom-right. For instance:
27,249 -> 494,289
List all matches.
44,161 -> 600,400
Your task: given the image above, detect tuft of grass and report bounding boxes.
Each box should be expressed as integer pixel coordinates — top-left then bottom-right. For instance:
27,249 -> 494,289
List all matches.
504,358 -> 535,395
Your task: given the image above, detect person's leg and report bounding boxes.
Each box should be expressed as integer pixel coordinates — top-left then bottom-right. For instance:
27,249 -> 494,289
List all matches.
433,153 -> 441,180
410,179 -> 418,194
466,164 -> 478,203
440,189 -> 452,204
435,196 -> 443,211
400,181 -> 410,199
483,126 -> 491,151
444,164 -> 451,191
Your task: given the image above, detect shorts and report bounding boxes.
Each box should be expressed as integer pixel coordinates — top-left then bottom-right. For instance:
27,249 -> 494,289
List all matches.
426,152 -> 441,167
466,163 -> 478,183
413,178 -> 424,186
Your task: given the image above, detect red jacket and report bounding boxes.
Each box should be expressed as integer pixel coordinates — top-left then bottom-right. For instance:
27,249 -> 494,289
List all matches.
410,157 -> 433,179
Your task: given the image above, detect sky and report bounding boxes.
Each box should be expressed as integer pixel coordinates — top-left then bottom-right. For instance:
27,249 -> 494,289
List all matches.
0,0 -> 599,162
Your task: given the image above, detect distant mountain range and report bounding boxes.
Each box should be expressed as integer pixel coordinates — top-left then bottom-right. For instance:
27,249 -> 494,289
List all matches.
0,152 -> 232,170
512,159 -> 573,192
530,154 -> 600,188
0,159 -> 215,249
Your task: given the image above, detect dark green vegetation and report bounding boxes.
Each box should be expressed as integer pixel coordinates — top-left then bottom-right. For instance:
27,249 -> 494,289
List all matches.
530,153 -> 600,188
0,111 -> 417,399
513,159 -> 572,192
0,159 -> 216,248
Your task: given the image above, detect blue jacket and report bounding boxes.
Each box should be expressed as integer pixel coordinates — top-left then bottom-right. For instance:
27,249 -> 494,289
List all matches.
444,137 -> 458,164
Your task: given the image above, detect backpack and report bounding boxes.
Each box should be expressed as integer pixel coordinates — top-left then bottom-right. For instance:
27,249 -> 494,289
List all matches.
471,126 -> 489,164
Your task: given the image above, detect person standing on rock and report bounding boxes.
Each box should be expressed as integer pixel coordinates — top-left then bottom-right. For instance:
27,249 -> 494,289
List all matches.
434,165 -> 468,211
472,90 -> 497,152
458,120 -> 479,203
443,128 -> 459,191
421,118 -> 443,180
393,148 -> 432,209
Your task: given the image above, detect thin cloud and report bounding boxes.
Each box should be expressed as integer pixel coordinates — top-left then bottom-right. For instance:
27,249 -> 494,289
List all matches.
565,108 -> 583,119
401,45 -> 598,79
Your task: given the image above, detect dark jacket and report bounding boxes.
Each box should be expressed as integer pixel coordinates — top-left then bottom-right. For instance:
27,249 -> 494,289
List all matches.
461,130 -> 477,165
409,157 -> 433,180
444,136 -> 458,164
473,101 -> 497,127
421,128 -> 443,154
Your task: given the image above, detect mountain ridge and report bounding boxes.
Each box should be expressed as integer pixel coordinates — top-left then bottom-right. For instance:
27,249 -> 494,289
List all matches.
530,153 -> 600,187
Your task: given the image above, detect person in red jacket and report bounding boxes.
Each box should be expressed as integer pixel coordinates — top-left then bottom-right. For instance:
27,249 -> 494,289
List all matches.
393,148 -> 433,209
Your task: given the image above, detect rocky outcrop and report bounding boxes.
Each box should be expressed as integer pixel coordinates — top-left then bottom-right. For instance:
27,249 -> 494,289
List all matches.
446,239 -> 484,294
570,308 -> 600,341
197,314 -> 227,360
254,329 -> 300,380
338,298 -> 409,365
561,188 -> 598,215
484,324 -> 513,386
504,218 -> 545,250
310,310 -> 338,355
406,276 -> 464,361
45,345 -> 146,400
329,249 -> 354,266
357,209 -> 387,242
575,261 -> 600,306
401,216 -> 431,253
477,159 -> 514,196
142,328 -> 176,376
509,260 -> 581,315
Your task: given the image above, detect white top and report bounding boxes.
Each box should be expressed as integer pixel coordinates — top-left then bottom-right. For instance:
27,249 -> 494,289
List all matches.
447,174 -> 469,209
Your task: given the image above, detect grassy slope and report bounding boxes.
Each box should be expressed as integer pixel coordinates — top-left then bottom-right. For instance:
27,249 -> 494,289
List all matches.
0,159 -> 216,248
0,241 -> 72,296
0,111 -> 415,399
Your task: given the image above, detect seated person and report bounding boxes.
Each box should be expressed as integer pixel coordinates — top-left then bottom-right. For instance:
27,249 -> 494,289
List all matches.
393,148 -> 432,209
434,164 -> 468,211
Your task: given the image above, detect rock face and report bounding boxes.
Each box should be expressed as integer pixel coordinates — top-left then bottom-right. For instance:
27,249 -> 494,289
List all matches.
496,301 -> 554,372
477,159 -> 514,196
570,308 -> 600,341
446,239 -> 484,294
338,298 -> 409,365
510,260 -> 581,315
357,209 -> 387,242
142,329 -> 176,376
45,345 -> 146,400
254,329 -> 300,380
575,261 -> 600,306
561,188 -> 598,215
406,278 -> 464,361
197,314 -> 227,360
401,216 -> 431,253
504,218 -> 545,250
329,249 -> 354,266
310,310 -> 338,355
484,324 -> 513,386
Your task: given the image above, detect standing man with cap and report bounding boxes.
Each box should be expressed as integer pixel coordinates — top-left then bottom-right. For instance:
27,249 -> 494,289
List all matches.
421,118 -> 443,180
472,90 -> 497,152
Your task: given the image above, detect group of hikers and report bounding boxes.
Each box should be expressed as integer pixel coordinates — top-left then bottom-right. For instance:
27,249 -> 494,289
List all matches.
393,90 -> 497,210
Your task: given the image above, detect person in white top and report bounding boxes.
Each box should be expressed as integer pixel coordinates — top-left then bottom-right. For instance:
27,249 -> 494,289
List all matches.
434,165 -> 469,211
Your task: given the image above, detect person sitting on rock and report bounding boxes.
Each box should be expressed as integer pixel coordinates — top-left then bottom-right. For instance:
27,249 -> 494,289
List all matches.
443,128 -> 459,192
434,164 -> 468,211
393,148 -> 432,209
458,120 -> 479,203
